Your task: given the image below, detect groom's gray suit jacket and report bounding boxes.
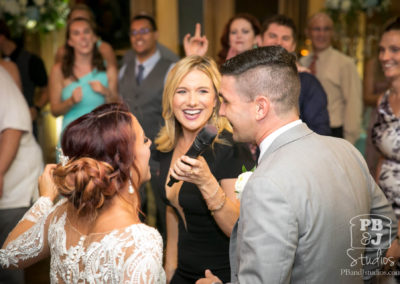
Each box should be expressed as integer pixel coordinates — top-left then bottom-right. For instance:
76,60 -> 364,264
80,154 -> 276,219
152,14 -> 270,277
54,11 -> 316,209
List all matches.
230,123 -> 397,284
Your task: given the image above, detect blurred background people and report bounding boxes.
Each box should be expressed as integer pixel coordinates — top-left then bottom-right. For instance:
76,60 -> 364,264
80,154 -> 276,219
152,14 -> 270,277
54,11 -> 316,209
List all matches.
0,66 -> 43,284
372,17 -> 400,220
0,103 -> 165,283
217,13 -> 261,65
54,4 -> 117,70
155,56 -> 254,283
0,57 -> 21,89
363,56 -> 389,176
119,14 -> 178,239
261,14 -> 331,136
300,12 -> 362,144
49,17 -> 118,141
0,20 -> 48,140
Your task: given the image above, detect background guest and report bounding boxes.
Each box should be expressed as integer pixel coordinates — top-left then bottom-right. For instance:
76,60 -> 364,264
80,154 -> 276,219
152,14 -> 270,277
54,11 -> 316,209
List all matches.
155,55 -> 254,283
261,14 -> 331,135
300,12 -> 362,144
363,56 -> 389,176
0,103 -> 165,283
372,17 -> 400,220
54,3 -> 117,69
0,66 -> 43,284
0,57 -> 21,89
119,14 -> 177,239
49,17 -> 118,139
217,13 -> 261,65
0,20 -> 48,139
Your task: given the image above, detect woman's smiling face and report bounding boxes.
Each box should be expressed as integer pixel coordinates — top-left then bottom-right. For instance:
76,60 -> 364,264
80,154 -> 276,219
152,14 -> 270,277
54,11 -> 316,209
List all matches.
172,69 -> 216,134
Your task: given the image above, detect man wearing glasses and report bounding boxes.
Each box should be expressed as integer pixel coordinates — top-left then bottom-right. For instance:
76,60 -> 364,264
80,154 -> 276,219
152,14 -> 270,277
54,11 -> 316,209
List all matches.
300,12 -> 362,145
119,14 -> 177,239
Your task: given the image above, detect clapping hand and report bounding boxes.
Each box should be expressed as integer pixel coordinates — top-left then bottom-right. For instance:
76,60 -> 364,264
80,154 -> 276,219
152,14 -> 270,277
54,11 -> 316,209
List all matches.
183,23 -> 209,57
89,80 -> 108,96
71,86 -> 83,104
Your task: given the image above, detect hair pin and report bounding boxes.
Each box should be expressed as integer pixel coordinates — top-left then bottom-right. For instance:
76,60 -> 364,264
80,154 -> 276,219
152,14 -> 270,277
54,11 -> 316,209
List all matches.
56,147 -> 70,166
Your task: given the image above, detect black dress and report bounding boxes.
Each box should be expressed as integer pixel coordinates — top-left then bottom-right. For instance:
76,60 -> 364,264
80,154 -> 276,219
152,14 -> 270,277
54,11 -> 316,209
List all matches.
157,131 -> 254,283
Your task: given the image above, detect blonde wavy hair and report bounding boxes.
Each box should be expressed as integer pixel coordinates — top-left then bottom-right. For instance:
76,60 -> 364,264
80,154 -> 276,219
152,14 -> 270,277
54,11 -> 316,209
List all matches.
155,55 -> 232,152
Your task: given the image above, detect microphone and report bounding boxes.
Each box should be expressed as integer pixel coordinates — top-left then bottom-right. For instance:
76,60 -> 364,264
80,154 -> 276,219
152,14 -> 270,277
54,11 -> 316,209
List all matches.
167,125 -> 218,187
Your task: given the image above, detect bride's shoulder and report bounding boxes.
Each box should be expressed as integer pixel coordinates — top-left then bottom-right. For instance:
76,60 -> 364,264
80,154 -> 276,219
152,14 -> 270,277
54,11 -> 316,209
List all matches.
128,223 -> 162,238
125,224 -> 163,245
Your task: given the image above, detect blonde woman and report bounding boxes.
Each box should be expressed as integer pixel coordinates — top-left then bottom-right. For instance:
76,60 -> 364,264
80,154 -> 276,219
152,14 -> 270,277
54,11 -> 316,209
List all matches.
155,56 -> 254,283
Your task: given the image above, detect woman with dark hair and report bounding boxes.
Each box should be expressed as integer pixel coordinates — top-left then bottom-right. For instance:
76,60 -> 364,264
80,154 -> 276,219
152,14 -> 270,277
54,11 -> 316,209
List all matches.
54,4 -> 117,69
372,17 -> 400,220
0,103 -> 165,283
155,56 -> 254,283
49,17 -> 118,138
217,13 -> 261,65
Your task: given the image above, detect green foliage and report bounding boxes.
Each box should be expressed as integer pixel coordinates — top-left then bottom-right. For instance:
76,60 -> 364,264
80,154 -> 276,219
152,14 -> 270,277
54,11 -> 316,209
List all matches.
0,0 -> 70,38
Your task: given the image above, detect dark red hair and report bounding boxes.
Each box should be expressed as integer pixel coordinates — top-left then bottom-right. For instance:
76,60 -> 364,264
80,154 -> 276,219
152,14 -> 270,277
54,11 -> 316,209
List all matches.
54,103 -> 142,216
217,13 -> 261,66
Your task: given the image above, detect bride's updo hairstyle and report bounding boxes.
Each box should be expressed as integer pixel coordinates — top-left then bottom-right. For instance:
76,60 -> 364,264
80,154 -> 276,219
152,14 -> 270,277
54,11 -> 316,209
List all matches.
53,103 -> 141,216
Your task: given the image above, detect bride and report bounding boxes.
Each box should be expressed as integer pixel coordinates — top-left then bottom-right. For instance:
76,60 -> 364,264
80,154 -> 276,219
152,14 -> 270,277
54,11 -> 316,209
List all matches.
0,103 -> 165,283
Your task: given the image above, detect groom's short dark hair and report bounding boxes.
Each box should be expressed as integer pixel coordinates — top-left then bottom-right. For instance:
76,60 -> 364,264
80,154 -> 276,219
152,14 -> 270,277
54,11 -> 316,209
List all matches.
220,46 -> 300,115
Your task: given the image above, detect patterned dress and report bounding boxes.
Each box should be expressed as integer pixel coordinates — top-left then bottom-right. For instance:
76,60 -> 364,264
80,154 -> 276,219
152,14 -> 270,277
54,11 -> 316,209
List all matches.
372,90 -> 400,219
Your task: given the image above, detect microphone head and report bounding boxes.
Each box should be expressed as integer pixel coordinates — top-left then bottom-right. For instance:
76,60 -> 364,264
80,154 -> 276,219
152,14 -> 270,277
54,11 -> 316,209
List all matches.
197,124 -> 218,145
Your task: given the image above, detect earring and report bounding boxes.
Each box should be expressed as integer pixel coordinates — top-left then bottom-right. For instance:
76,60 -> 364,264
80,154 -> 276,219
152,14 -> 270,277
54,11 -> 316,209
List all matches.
128,181 -> 135,194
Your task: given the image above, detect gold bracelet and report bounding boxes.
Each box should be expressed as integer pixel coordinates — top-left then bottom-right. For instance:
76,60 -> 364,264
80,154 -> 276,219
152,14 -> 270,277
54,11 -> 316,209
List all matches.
209,191 -> 226,214
205,185 -> 220,200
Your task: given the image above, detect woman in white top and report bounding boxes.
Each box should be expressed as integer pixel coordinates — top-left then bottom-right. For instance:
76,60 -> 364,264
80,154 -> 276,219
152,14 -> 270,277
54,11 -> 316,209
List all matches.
0,103 -> 165,283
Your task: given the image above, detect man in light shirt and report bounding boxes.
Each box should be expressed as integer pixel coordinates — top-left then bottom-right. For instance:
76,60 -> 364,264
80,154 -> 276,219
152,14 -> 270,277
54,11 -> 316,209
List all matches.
0,66 -> 43,283
299,12 -> 362,144
196,46 -> 396,284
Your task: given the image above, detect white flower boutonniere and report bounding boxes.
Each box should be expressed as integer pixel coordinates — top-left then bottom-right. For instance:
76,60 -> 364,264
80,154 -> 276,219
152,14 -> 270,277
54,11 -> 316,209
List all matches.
235,165 -> 255,200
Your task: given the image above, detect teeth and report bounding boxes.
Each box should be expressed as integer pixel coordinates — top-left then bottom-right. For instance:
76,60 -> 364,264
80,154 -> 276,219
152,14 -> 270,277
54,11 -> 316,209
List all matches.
383,63 -> 394,68
184,110 -> 201,115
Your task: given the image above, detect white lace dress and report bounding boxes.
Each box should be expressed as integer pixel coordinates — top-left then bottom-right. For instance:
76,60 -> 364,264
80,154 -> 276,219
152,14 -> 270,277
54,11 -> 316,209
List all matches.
0,197 -> 166,283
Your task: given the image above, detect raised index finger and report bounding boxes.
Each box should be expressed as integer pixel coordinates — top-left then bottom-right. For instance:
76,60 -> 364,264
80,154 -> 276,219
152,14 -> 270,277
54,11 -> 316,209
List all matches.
194,23 -> 202,37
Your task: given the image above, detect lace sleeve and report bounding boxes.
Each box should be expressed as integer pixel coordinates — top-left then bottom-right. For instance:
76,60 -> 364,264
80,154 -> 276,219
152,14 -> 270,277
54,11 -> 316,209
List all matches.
0,197 -> 57,269
122,227 -> 166,284
21,197 -> 53,223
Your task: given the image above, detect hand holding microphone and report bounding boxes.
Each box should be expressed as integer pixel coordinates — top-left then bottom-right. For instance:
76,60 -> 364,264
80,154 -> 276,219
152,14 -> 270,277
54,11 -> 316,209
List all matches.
167,125 -> 217,187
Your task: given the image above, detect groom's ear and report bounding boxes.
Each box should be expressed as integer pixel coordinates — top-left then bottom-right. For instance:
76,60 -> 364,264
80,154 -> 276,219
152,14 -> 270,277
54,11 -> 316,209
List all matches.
254,96 -> 269,121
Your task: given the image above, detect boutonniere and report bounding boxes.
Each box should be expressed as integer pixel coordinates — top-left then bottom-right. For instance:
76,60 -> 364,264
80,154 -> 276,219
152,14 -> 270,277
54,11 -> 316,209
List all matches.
235,165 -> 255,200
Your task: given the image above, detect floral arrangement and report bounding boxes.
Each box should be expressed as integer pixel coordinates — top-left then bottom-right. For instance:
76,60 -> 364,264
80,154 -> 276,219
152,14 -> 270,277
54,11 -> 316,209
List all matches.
324,0 -> 391,57
234,165 -> 255,200
325,0 -> 391,16
0,0 -> 70,38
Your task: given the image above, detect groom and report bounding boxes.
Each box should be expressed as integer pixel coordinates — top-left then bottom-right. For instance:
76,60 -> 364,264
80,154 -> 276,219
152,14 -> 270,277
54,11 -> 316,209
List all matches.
197,46 -> 397,283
